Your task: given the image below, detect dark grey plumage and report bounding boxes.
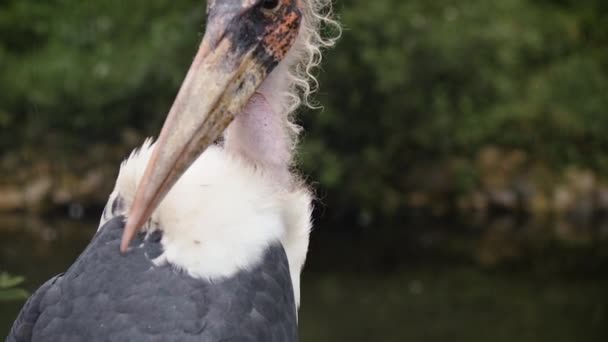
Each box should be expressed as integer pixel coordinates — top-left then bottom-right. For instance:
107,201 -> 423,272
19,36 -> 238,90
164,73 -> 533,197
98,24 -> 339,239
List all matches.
8,216 -> 297,342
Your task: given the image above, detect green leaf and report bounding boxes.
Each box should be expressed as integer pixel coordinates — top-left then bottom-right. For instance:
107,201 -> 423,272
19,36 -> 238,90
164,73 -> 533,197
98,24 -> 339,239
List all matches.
0,272 -> 25,289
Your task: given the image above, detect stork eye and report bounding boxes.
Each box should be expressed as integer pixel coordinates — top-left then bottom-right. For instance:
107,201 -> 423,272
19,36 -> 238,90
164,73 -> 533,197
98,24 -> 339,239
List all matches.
262,0 -> 280,11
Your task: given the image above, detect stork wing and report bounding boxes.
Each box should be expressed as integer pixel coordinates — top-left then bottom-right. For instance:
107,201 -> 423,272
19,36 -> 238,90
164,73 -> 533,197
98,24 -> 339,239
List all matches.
7,216 -> 297,341
7,274 -> 63,342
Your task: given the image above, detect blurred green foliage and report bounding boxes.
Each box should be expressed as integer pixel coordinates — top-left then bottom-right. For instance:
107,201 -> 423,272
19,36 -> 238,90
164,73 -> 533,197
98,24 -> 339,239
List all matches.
0,0 -> 607,224
305,0 -> 608,222
0,0 -> 202,146
0,273 -> 28,301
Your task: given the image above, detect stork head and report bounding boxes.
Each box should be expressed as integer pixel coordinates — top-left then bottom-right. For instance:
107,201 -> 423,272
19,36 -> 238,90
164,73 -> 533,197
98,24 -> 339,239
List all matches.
120,0 -> 303,253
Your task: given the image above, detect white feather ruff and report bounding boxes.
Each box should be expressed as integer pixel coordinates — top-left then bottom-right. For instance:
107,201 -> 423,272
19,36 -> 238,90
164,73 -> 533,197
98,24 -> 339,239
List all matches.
100,140 -> 312,306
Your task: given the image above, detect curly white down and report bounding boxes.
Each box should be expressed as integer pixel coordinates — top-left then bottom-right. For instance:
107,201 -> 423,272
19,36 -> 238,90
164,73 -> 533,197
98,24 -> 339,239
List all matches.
100,141 -> 312,306
224,0 -> 341,169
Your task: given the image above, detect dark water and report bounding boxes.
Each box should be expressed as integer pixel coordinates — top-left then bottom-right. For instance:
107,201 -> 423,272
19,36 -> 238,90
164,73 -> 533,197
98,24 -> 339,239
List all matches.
1,214 -> 607,341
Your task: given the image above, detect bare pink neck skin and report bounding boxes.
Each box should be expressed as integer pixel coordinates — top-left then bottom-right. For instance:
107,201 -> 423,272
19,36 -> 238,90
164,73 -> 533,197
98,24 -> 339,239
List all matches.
224,68 -> 293,186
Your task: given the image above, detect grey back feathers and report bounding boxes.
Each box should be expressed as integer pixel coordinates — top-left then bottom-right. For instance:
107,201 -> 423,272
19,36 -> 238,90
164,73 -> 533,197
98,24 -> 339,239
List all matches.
8,216 -> 298,342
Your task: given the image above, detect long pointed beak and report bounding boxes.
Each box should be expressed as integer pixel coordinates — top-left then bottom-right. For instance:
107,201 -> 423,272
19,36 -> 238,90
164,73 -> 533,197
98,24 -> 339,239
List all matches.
120,32 -> 274,253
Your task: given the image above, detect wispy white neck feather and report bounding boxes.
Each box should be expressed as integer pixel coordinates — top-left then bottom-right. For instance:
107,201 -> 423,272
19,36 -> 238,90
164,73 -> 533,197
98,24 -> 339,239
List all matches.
101,141 -> 312,306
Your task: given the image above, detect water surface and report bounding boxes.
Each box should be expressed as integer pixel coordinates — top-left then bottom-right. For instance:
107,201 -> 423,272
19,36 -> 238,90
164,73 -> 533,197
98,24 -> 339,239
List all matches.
1,214 -> 607,341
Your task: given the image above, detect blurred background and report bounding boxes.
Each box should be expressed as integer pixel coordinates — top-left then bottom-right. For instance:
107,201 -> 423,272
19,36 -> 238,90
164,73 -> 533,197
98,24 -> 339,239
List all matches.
1,0 -> 607,340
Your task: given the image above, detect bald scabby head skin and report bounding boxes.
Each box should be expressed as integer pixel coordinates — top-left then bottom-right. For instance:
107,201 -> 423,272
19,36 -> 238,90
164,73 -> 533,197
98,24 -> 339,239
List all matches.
121,0 -> 303,253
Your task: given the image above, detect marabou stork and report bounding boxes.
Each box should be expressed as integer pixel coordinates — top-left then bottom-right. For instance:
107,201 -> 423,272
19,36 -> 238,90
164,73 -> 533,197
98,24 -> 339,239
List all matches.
7,0 -> 338,340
